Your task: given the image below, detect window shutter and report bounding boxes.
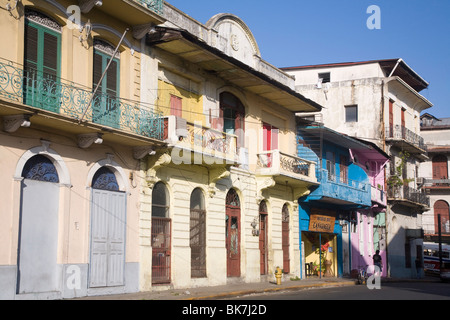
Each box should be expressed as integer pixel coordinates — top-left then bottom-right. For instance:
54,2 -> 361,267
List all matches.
93,52 -> 103,89
43,31 -> 59,79
106,58 -> 118,97
24,23 -> 38,71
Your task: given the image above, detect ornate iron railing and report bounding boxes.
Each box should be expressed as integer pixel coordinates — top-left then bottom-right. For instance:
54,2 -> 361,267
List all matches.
163,116 -> 238,161
385,125 -> 427,151
257,150 -> 315,181
0,58 -> 163,140
134,0 -> 164,15
387,185 -> 430,207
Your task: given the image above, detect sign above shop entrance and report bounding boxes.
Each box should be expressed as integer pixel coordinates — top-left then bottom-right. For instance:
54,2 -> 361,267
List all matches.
309,209 -> 336,233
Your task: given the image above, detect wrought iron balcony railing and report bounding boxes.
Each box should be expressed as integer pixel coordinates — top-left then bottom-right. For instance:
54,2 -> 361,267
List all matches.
133,0 -> 163,15
387,185 -> 430,208
385,125 -> 427,152
0,58 -> 163,140
163,116 -> 239,163
257,150 -> 316,183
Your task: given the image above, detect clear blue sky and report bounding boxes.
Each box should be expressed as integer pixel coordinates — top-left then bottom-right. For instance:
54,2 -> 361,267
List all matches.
166,0 -> 450,119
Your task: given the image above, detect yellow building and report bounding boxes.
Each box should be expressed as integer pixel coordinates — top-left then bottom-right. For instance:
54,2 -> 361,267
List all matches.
0,0 -> 165,299
138,6 -> 322,291
0,0 -> 321,299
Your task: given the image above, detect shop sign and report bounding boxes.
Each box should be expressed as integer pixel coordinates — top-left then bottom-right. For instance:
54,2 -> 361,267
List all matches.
309,209 -> 336,233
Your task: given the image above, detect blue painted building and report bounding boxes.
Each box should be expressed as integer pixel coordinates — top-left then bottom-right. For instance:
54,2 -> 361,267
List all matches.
297,120 -> 373,278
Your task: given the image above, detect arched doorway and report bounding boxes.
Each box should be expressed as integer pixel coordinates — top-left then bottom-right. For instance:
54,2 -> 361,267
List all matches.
226,189 -> 241,277
17,154 -> 60,294
259,201 -> 268,275
89,166 -> 127,288
434,200 -> 450,234
282,204 -> 290,274
151,182 -> 171,284
190,188 -> 206,278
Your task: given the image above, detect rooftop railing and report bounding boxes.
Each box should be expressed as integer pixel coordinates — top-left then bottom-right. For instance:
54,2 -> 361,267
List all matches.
0,58 -> 164,140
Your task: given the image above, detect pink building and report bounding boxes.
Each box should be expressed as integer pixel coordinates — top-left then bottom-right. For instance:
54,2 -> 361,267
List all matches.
350,140 -> 389,277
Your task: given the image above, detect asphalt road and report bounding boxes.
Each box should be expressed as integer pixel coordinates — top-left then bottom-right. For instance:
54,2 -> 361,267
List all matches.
232,281 -> 450,300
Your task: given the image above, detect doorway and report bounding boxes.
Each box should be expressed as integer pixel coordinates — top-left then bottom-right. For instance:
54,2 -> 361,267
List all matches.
17,155 -> 60,294
226,189 -> 241,277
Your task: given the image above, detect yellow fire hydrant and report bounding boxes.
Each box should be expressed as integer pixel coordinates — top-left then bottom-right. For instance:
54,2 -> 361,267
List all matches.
275,267 -> 282,285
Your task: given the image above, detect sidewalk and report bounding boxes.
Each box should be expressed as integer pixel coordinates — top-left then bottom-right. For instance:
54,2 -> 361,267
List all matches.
66,277 -> 372,300
72,275 -> 441,300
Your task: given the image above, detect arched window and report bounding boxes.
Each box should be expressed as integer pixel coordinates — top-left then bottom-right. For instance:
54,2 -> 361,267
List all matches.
22,154 -> 59,183
151,182 -> 171,284
24,9 -> 61,112
219,92 -> 245,148
92,166 -> 119,191
434,200 -> 450,234
190,188 -> 206,278
152,182 -> 169,218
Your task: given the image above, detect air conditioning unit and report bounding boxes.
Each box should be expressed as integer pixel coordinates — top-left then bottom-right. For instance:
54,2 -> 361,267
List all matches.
416,177 -> 424,185
174,116 -> 188,139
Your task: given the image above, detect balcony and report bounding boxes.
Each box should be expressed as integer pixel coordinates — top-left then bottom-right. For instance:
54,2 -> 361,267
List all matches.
423,178 -> 450,189
163,116 -> 239,165
303,168 -> 371,208
256,150 -> 317,187
387,185 -> 430,209
78,0 -> 165,31
0,58 -> 164,144
385,125 -> 428,159
371,185 -> 387,207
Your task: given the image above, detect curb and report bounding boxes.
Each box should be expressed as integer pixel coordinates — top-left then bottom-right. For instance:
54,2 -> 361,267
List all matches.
185,280 -> 357,300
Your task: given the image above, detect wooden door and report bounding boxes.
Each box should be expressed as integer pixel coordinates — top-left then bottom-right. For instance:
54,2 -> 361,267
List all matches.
259,213 -> 268,275
389,99 -> 394,137
90,189 -> 127,287
226,189 -> 241,277
18,155 -> 60,294
282,204 -> 290,274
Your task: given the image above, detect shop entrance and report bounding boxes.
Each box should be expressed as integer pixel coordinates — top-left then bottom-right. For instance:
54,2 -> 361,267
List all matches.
303,232 -> 337,278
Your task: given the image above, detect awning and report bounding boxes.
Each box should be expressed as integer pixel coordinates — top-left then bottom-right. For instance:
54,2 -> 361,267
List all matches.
146,27 -> 323,113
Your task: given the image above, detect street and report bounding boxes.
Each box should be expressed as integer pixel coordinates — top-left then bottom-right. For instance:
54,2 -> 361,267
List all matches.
231,281 -> 450,300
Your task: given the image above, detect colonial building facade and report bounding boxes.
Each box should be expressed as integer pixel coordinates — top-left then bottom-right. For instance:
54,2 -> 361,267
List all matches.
284,59 -> 432,278
420,113 -> 450,244
0,0 -> 322,299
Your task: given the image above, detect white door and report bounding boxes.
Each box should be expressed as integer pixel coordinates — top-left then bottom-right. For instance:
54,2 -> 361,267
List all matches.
89,189 -> 127,287
18,179 -> 60,294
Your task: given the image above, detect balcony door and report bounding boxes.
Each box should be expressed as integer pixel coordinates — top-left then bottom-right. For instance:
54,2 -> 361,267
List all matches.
23,10 -> 61,113
217,92 -> 245,149
263,123 -> 278,167
92,40 -> 120,128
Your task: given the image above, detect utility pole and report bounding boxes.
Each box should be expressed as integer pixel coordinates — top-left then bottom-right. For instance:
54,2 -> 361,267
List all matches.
438,214 -> 443,271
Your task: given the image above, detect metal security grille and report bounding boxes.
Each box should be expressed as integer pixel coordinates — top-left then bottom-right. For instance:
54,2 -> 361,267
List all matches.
151,217 -> 171,284
190,208 -> 206,278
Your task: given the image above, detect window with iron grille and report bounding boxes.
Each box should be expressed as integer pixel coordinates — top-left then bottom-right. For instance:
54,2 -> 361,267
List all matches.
190,188 -> 206,278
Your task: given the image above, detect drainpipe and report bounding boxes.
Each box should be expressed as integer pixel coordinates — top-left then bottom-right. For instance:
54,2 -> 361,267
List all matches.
388,59 -> 403,78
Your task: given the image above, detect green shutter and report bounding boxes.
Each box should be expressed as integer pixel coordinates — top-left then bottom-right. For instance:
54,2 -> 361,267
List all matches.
24,20 -> 61,113
92,46 -> 120,128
